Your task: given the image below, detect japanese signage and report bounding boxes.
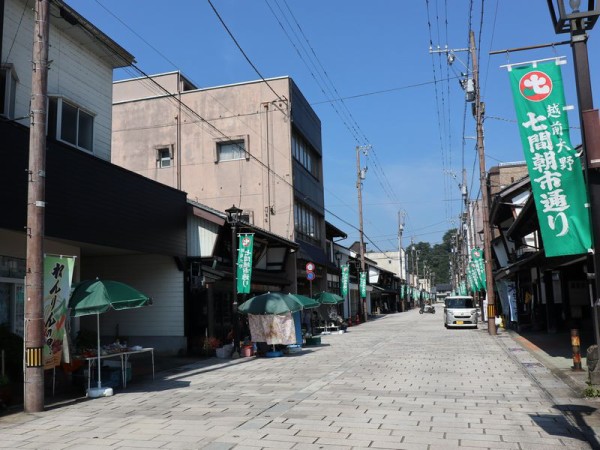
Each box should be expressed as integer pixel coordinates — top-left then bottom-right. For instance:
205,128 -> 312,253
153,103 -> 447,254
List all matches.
467,263 -> 476,293
341,264 -> 349,297
458,281 -> 467,296
359,272 -> 367,298
470,248 -> 486,291
509,60 -> 591,257
43,255 -> 74,369
236,233 -> 254,294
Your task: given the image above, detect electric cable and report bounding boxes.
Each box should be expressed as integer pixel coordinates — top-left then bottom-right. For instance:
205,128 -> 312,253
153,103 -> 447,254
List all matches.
207,0 -> 288,107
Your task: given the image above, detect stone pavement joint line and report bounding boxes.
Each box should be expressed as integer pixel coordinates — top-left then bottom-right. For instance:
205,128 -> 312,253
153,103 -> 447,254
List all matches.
2,310 -> 600,449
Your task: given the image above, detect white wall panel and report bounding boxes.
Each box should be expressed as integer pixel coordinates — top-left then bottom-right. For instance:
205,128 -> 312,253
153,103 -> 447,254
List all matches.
80,254 -> 184,338
3,0 -> 115,160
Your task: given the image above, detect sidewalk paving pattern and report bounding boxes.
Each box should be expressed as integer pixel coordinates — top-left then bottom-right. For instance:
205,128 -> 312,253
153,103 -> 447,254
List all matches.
2,309 -> 600,449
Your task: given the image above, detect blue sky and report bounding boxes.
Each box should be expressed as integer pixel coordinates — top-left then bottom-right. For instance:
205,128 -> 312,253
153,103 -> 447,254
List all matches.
67,0 -> 600,252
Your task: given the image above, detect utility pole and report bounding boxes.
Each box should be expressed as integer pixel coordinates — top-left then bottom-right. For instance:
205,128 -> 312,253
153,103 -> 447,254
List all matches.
470,30 -> 496,334
409,237 -> 414,307
398,210 -> 405,311
356,145 -> 370,323
416,250 -> 420,288
24,0 -> 50,412
410,237 -> 415,288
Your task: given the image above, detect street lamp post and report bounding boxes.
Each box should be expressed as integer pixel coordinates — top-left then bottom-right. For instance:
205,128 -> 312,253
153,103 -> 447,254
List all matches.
225,205 -> 243,357
546,0 -> 600,373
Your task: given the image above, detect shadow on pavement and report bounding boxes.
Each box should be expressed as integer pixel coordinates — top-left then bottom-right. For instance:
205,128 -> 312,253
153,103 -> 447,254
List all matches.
530,404 -> 600,449
1,342 -> 338,417
515,326 -> 598,361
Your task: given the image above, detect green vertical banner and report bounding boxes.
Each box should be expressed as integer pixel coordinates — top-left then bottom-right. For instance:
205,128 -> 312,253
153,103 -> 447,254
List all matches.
236,233 -> 254,294
43,255 -> 75,369
467,264 -> 475,293
471,248 -> 486,291
341,264 -> 349,297
509,60 -> 592,257
459,281 -> 467,296
359,272 -> 367,298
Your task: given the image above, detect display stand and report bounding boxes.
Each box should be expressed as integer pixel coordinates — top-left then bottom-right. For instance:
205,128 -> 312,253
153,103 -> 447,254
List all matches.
82,348 -> 154,392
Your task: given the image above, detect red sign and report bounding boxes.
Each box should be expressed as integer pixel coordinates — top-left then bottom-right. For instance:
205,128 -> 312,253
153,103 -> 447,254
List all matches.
305,262 -> 315,272
519,70 -> 552,102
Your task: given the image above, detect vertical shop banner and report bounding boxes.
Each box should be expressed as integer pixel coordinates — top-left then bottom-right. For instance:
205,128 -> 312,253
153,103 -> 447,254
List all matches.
236,234 -> 254,294
341,264 -> 349,297
471,248 -> 486,291
466,264 -> 475,293
359,272 -> 367,298
43,255 -> 75,369
509,60 -> 591,257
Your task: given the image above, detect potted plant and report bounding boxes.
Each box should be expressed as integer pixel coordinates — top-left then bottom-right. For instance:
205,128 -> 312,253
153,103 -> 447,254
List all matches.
201,336 -> 221,357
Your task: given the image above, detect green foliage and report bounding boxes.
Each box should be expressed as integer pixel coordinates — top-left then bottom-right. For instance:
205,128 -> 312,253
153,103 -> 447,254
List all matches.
409,228 -> 455,285
584,383 -> 600,398
0,326 -> 24,383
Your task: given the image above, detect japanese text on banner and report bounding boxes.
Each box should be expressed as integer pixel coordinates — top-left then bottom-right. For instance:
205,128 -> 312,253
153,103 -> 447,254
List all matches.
508,60 -> 591,257
236,234 -> 254,294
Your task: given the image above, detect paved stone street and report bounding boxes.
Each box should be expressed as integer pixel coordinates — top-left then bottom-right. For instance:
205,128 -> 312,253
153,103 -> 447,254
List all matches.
2,309 -> 600,449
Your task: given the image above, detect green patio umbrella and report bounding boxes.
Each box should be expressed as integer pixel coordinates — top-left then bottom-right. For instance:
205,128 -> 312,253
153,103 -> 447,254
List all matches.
313,291 -> 344,305
237,292 -> 305,315
69,279 -> 152,317
290,294 -> 320,309
68,279 -> 152,398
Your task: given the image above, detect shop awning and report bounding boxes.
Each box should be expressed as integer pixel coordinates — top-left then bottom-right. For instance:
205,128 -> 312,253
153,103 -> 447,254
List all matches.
494,251 -> 541,280
506,196 -> 538,240
371,285 -> 398,295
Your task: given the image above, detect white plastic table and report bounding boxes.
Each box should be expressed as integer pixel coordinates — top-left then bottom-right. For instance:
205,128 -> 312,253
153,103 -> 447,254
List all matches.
83,348 -> 154,390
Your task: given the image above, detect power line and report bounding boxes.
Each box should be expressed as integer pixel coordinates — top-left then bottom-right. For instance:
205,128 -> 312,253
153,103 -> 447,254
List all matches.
76,6 -> 379,253
310,76 -> 461,105
207,0 -> 288,106
264,0 -> 403,238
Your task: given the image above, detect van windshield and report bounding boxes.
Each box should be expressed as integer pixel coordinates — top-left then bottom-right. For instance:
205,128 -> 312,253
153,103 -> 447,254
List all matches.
446,298 -> 474,308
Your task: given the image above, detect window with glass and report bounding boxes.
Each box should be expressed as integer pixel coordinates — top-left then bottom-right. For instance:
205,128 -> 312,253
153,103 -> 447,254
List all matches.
0,66 -> 17,119
292,132 -> 319,179
294,201 -> 321,243
217,140 -> 246,162
48,97 -> 94,152
157,147 -> 172,168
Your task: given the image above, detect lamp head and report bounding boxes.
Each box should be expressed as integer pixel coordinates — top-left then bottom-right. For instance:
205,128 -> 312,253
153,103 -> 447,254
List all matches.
547,0 -> 599,33
225,204 -> 243,224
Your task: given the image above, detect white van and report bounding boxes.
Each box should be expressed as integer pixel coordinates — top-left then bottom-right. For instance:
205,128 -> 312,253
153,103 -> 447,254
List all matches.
444,296 -> 478,329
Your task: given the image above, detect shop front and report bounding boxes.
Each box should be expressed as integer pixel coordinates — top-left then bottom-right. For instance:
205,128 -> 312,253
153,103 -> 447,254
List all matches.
185,201 -> 298,354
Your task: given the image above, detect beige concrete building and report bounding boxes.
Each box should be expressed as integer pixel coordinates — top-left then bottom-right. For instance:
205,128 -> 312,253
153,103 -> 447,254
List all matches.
488,161 -> 528,196
111,72 -> 330,295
